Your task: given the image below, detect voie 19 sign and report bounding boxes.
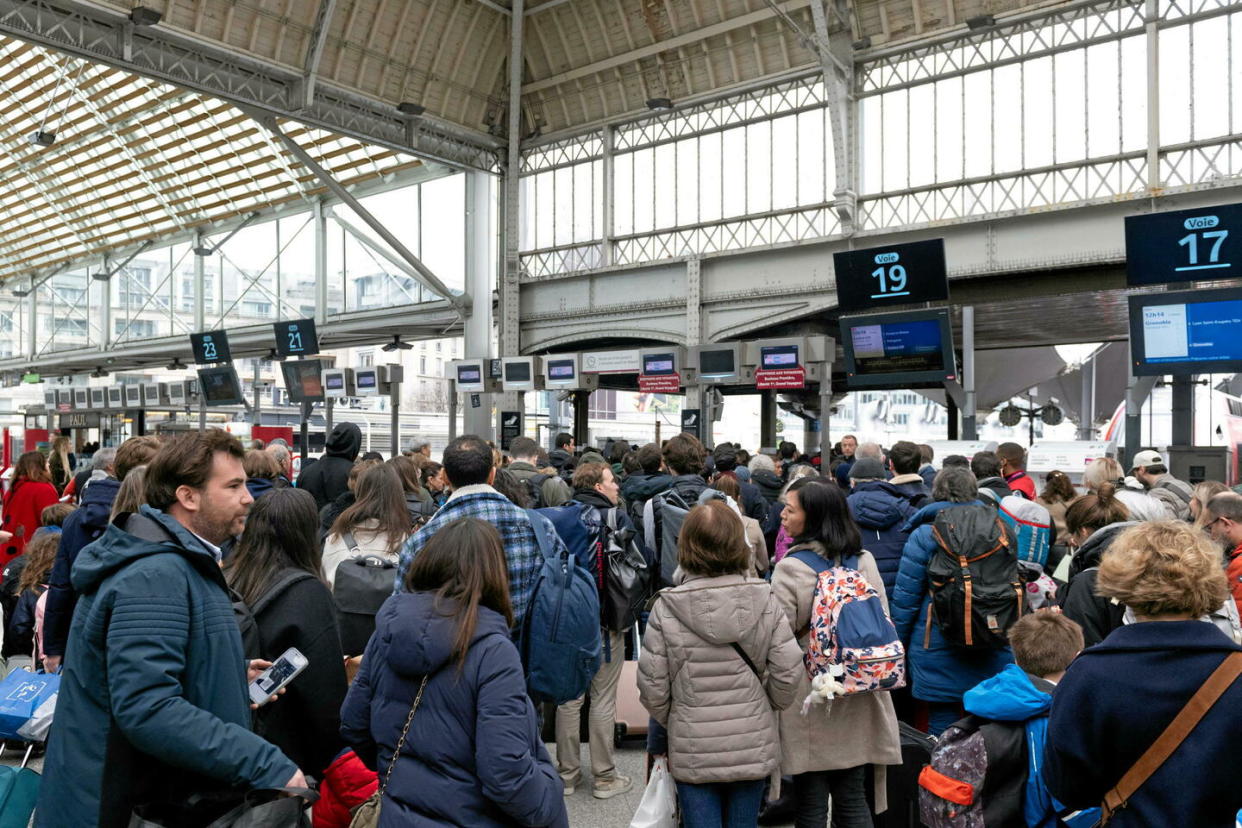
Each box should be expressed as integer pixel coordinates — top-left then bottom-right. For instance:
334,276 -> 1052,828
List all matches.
1125,203 -> 1242,286
832,238 -> 948,312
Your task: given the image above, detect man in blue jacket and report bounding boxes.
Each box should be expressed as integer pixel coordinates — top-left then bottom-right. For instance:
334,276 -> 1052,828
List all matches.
39,431 -> 303,827
42,436 -> 160,672
845,456 -> 918,598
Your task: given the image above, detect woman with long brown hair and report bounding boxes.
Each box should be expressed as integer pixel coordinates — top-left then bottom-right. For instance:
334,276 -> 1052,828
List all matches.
340,518 -> 567,827
1,451 -> 60,566
321,463 -> 413,587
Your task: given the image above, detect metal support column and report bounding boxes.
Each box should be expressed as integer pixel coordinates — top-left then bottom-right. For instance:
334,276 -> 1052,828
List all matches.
464,169 -> 496,440
252,361 -> 262,427
1079,357 -> 1095,440
1171,375 -> 1194,446
194,232 -> 206,332
810,0 -> 858,233
390,381 -> 401,458
499,0 -> 525,403
760,391 -> 777,450
313,201 -> 328,325
324,397 -> 334,437
685,257 -> 704,444
1124,375 -> 1158,466
447,381 -> 459,442
1145,0 -> 1161,190
819,383 -> 833,462
961,306 -> 978,440
947,396 -> 959,440
601,127 -> 615,267
198,394 -> 207,434
24,291 -> 36,359
299,400 -> 311,459
572,389 -> 590,449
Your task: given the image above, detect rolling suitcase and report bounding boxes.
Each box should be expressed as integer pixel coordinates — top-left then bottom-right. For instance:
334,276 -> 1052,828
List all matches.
871,721 -> 936,828
613,659 -> 648,745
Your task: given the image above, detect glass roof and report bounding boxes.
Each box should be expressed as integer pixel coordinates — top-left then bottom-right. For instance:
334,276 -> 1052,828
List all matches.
0,35 -> 426,282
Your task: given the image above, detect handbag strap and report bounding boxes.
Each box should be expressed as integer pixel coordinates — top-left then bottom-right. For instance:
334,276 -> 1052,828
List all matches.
730,642 -> 761,679
379,674 -> 429,796
1101,651 -> 1242,823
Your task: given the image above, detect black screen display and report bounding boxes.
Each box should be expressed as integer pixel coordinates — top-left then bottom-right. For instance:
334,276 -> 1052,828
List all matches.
841,308 -> 957,389
697,348 -> 736,377
273,319 -> 319,358
90,389 -> 105,407
125,386 -> 140,405
1126,203 -> 1242,286
198,367 -> 243,405
281,359 -> 325,402
504,361 -> 532,383
190,330 -> 231,365
833,238 -> 949,312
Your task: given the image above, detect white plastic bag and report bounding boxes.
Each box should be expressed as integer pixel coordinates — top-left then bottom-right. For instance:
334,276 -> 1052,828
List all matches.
629,756 -> 677,828
16,691 -> 56,742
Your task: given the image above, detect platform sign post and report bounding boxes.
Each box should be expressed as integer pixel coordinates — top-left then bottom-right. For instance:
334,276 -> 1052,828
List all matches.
500,411 -> 522,451
1125,203 -> 1242,286
681,409 -> 701,441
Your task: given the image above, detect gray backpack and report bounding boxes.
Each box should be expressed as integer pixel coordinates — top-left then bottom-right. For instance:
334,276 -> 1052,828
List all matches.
651,487 -> 727,587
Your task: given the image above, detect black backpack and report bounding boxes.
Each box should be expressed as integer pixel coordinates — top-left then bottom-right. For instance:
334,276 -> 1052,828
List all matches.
600,508 -> 653,632
927,504 -> 1025,648
333,530 -> 397,656
521,475 -> 546,510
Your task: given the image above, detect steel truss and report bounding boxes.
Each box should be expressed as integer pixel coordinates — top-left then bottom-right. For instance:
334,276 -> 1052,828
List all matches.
0,0 -> 502,172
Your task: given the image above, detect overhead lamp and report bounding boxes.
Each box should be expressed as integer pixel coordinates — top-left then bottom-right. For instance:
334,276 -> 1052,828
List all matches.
397,102 -> 426,116
28,131 -> 55,147
646,97 -> 674,111
167,357 -> 186,371
381,334 -> 414,352
11,287 -> 29,298
91,367 -> 109,378
129,6 -> 162,26
966,13 -> 995,29
852,36 -> 872,50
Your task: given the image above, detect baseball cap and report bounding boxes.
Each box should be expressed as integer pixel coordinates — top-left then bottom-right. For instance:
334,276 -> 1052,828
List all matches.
1130,449 -> 1164,471
849,457 -> 887,481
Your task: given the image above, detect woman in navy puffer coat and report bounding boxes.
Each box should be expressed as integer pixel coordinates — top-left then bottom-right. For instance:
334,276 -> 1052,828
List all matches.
890,468 -> 1013,735
340,518 -> 567,828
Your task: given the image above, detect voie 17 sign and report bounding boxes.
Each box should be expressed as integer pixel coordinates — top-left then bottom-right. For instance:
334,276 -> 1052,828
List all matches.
832,238 -> 948,312
1126,202 -> 1242,286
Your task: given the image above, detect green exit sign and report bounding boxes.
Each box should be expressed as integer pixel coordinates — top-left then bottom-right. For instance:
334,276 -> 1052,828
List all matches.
21,373 -> 40,384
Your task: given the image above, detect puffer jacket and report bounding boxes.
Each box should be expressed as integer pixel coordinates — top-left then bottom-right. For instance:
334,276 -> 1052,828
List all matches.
750,470 -> 784,505
1147,473 -> 1194,521
847,481 -> 919,597
891,501 -> 1014,703
637,573 -> 803,784
1059,521 -> 1138,647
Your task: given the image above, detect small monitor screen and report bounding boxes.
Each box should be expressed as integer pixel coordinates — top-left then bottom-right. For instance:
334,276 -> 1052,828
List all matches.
198,367 -> 243,405
107,388 -> 122,405
125,386 -> 141,404
43,391 -> 56,406
356,371 -> 377,389
504,361 -> 532,383
547,359 -> 576,380
848,319 -> 947,375
324,373 -> 345,392
281,359 -> 325,402
456,364 -> 482,385
90,389 -> 105,406
1129,287 -> 1242,375
761,345 -> 800,368
698,348 -> 736,377
643,353 -> 676,376
74,389 -> 88,407
168,384 -> 185,401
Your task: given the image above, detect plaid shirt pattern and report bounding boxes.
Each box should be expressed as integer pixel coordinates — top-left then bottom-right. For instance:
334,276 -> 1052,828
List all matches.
396,490 -> 565,629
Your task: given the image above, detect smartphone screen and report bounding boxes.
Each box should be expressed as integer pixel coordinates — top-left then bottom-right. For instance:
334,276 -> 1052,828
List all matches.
250,647 -> 307,706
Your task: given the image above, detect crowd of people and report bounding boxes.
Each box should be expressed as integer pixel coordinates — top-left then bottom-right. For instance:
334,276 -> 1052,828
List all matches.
3,425 -> 1238,827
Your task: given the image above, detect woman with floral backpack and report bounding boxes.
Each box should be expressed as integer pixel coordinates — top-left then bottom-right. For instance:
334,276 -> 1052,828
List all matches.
771,477 -> 901,828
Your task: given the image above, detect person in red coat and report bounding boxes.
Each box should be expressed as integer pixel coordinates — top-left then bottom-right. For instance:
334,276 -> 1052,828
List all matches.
2,452 -> 60,572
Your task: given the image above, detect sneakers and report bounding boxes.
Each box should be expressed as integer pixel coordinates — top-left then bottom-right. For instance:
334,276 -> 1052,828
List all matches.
592,774 -> 633,800
561,775 -> 579,797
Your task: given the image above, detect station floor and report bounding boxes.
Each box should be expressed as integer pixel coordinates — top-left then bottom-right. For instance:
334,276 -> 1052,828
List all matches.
5,743 -> 802,826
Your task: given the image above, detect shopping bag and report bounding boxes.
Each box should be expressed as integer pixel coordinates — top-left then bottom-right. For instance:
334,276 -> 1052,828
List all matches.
629,756 -> 677,828
0,670 -> 58,740
15,692 -> 56,742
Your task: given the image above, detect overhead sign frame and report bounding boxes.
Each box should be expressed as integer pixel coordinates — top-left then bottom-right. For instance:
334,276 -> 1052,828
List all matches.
833,238 -> 949,312
1125,202 -> 1242,286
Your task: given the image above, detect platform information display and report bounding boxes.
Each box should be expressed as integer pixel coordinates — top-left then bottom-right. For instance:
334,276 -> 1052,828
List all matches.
1125,203 -> 1242,286
833,239 -> 948,312
841,308 -> 956,388
190,330 -> 231,365
1129,287 -> 1242,375
274,318 -> 319,357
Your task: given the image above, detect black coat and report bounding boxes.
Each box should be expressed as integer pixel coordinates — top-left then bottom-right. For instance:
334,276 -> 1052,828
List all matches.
1058,522 -> 1137,647
297,423 -> 362,509
1044,621 -> 1242,827
249,568 -> 349,778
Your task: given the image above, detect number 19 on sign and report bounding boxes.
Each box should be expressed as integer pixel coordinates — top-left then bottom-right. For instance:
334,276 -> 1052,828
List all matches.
870,252 -> 909,300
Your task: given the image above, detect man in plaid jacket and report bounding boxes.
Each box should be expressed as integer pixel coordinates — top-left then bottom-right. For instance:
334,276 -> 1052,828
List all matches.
396,434 -> 567,629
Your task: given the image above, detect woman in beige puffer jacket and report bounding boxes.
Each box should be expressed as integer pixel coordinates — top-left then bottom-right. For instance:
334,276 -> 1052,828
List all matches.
638,500 -> 803,828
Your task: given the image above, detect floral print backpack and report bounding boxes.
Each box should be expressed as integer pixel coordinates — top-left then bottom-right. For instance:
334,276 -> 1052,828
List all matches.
790,550 -> 906,697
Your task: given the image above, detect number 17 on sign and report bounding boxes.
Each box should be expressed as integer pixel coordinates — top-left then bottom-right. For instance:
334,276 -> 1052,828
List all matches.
871,252 -> 909,300
1177,215 -> 1230,272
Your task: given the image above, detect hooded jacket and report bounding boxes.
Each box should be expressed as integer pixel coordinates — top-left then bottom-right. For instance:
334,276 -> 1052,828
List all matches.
297,423 -> 362,509
38,506 -> 296,827
547,447 -> 574,474
847,481 -> 919,597
620,472 -> 674,510
641,474 -> 709,567
750,469 -> 784,505
339,592 -> 568,828
637,573 -> 803,784
506,462 -> 572,509
1044,621 -> 1242,828
962,664 -> 1063,828
43,475 -> 121,660
890,501 -> 1014,703
245,476 -> 276,501
1059,522 -> 1136,647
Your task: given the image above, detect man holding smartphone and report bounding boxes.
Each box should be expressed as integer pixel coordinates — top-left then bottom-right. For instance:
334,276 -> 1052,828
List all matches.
39,430 -> 305,827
